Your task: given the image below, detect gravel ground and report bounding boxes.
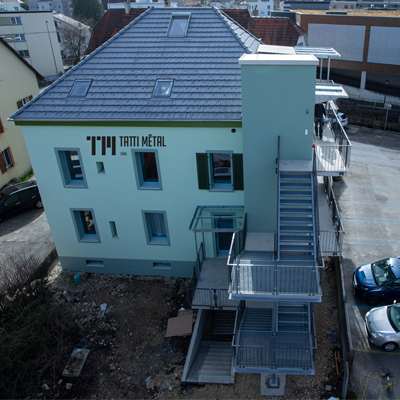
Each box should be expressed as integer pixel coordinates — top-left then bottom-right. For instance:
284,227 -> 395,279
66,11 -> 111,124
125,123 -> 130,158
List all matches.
35,257 -> 343,399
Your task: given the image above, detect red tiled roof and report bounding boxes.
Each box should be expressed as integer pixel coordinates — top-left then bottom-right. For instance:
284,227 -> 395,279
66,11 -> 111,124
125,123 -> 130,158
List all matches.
85,8 -> 147,55
223,9 -> 307,46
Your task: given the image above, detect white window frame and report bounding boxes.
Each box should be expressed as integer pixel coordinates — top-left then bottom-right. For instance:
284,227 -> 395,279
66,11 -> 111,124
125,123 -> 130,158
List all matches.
10,17 -> 22,24
167,13 -> 191,37
2,148 -> 13,169
207,151 -> 233,191
142,211 -> 170,245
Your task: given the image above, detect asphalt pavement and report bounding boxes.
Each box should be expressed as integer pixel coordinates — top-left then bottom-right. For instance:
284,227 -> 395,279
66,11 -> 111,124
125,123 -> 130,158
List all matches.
334,125 -> 400,399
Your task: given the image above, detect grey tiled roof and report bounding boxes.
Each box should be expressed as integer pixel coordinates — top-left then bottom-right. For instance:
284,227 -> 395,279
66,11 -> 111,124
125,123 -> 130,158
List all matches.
11,7 -> 262,122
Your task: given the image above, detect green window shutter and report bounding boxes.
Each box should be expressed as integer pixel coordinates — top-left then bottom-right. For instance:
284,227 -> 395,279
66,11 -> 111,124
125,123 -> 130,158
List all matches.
232,154 -> 244,190
196,153 -> 209,190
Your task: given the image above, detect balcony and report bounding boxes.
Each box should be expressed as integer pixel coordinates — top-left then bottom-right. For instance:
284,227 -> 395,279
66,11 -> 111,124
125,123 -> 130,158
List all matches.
313,100 -> 352,176
232,302 -> 316,375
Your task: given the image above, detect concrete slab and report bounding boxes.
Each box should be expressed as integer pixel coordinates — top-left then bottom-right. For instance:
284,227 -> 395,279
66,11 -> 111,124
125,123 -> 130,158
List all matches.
196,258 -> 230,290
260,374 -> 286,396
279,160 -> 312,172
245,232 -> 274,251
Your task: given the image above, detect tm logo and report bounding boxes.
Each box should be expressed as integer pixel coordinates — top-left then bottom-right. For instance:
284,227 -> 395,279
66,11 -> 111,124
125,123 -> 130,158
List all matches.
87,136 -> 116,156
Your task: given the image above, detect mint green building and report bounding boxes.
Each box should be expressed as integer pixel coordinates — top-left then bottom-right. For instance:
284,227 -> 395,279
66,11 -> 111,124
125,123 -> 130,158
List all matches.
11,7 -> 351,386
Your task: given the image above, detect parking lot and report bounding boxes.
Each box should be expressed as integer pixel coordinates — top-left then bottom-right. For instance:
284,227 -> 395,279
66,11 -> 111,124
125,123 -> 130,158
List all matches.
334,125 -> 400,399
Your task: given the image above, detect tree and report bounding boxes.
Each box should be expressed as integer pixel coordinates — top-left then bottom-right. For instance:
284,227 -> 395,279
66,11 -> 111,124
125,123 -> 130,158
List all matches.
58,23 -> 91,65
72,0 -> 104,27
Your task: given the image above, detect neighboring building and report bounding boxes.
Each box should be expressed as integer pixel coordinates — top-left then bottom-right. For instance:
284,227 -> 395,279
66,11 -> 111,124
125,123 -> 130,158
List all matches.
224,9 -> 307,45
0,38 -> 43,188
245,0 -> 273,16
10,6 -> 349,386
53,13 -> 91,62
330,1 -> 356,10
284,1 -> 330,10
0,11 -> 64,80
27,0 -> 71,16
296,11 -> 400,88
0,0 -> 24,12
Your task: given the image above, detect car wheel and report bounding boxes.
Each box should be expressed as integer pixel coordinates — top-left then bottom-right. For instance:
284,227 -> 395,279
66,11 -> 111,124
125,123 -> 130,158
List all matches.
383,342 -> 398,352
367,295 -> 381,306
34,200 -> 43,209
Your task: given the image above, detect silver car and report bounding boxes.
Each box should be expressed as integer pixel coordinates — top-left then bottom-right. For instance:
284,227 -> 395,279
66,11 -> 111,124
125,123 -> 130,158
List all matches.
365,304 -> 400,352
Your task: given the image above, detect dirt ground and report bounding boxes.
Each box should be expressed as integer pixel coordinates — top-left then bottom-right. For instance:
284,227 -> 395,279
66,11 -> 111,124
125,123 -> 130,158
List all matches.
35,257 -> 343,399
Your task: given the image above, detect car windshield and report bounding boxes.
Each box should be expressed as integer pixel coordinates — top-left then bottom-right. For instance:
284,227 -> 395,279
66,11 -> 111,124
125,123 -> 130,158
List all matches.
388,306 -> 400,333
371,258 -> 396,285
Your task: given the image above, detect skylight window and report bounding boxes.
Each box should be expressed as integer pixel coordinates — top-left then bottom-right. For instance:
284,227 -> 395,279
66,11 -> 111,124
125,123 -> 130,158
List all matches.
167,13 -> 190,37
69,80 -> 92,97
153,80 -> 173,98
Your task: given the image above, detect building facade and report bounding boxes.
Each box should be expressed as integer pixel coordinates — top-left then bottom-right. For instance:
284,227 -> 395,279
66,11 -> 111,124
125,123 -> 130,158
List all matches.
0,10 -> 64,80
11,6 -> 349,385
27,0 -> 71,16
0,38 -> 43,188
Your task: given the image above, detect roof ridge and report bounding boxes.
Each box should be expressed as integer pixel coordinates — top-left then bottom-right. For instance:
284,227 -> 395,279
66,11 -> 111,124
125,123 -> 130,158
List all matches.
9,6 -> 155,121
215,7 -> 262,54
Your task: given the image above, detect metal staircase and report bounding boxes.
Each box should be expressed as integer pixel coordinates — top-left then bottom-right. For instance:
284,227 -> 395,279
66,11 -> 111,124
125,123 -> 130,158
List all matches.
278,171 -> 317,263
240,308 -> 273,332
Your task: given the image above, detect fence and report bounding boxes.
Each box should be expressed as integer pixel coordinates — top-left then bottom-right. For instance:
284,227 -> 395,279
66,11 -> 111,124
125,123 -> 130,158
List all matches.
190,288 -> 239,309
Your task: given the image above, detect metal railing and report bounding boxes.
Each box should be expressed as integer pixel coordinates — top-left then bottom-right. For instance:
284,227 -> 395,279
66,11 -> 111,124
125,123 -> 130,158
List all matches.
230,264 -> 321,298
312,149 -> 321,266
314,101 -> 352,174
227,217 -> 247,266
276,136 -> 281,261
233,345 -> 314,371
188,242 -> 205,304
190,287 -> 239,309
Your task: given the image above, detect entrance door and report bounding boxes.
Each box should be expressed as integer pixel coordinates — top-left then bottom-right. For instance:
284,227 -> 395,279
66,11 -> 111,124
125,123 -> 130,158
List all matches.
216,216 -> 234,256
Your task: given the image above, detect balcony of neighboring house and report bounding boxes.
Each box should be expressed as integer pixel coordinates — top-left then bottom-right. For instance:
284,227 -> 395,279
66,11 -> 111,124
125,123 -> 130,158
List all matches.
231,301 -> 316,375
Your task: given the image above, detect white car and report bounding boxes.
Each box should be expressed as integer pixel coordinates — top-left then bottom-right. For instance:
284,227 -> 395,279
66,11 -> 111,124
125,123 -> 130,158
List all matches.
337,112 -> 348,127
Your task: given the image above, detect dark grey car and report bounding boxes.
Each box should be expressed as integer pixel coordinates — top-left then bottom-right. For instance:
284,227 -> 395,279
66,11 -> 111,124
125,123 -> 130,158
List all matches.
0,180 -> 43,222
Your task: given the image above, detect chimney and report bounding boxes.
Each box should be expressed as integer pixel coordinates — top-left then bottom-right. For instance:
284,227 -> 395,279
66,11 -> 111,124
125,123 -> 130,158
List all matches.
124,0 -> 131,16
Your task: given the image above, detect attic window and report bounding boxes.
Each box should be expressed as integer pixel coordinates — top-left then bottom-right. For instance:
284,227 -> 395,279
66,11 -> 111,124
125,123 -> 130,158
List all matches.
153,80 -> 173,98
69,80 -> 92,97
167,13 -> 190,37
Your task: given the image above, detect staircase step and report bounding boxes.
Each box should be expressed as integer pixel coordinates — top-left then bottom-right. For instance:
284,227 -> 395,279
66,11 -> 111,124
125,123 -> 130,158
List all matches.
280,217 -> 313,224
203,359 -> 232,366
280,245 -> 314,252
281,182 -> 311,189
278,323 -> 309,332
279,234 -> 314,242
198,374 -> 234,384
280,208 -> 313,215
280,199 -> 312,206
280,226 -> 314,233
280,191 -> 312,198
280,173 -> 311,180
279,254 -> 315,261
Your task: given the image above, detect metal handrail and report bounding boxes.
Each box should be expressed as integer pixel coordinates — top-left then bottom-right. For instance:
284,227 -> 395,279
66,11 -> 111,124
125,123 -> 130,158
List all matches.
276,135 -> 281,261
312,147 -> 321,265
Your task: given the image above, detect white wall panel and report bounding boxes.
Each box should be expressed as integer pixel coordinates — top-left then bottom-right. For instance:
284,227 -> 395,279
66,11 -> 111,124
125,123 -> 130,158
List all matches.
368,27 -> 400,65
308,23 -> 365,62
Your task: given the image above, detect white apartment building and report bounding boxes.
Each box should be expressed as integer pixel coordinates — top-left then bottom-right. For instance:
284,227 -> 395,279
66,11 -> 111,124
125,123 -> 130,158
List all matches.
27,0 -> 71,16
247,0 -> 273,16
0,10 -> 64,80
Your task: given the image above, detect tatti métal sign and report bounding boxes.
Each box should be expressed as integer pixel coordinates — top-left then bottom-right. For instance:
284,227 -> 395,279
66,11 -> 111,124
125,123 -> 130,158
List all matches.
87,135 -> 166,156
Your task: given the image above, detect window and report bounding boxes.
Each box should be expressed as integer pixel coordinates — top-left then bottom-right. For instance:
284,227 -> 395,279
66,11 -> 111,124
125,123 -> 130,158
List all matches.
0,147 -> 14,173
153,80 -> 173,98
14,33 -> 25,41
10,17 -> 21,24
71,209 -> 100,242
110,221 -> 118,238
167,13 -> 190,37
18,50 -> 29,58
0,117 -> 4,134
86,260 -> 104,267
96,161 -> 105,174
196,152 -> 243,191
17,95 -> 32,109
57,31 -> 61,42
142,211 -> 170,245
153,262 -> 172,270
69,80 -> 92,97
132,150 -> 162,190
56,149 -> 87,188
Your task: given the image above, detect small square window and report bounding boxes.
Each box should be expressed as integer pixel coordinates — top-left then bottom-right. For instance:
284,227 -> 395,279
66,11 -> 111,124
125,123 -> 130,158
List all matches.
71,209 -> 100,243
69,80 -> 92,97
153,80 -> 173,98
56,149 -> 87,188
110,221 -> 118,239
167,14 -> 190,37
10,17 -> 21,24
96,161 -> 105,174
142,211 -> 170,245
14,34 -> 25,41
18,50 -> 29,58
132,150 -> 162,190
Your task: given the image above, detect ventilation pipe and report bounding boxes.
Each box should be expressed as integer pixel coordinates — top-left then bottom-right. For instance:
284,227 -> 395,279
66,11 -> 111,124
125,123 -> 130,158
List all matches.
124,0 -> 131,16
